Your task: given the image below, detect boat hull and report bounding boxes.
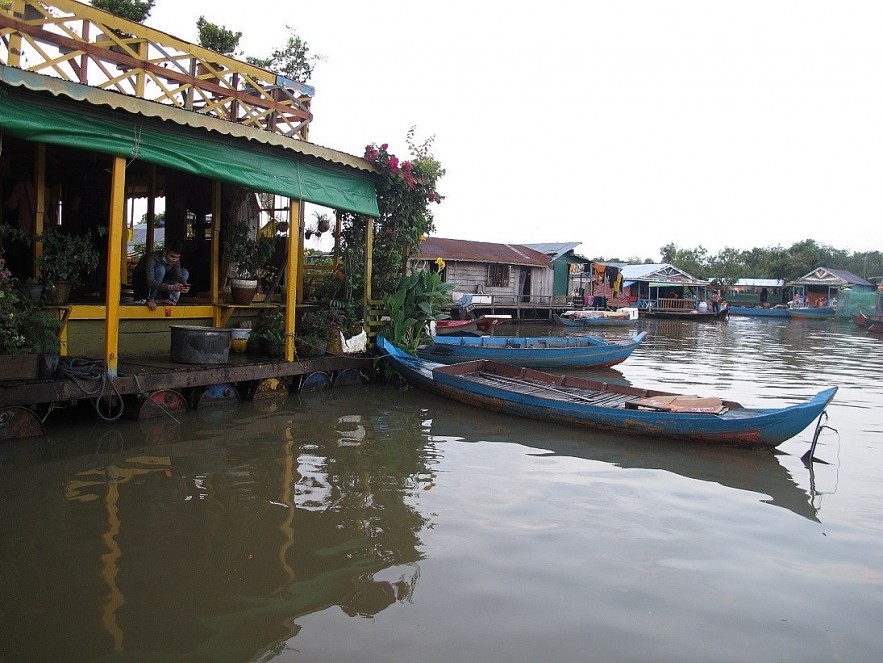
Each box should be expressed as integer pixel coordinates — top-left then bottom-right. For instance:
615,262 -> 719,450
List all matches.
552,313 -> 633,327
852,312 -> 868,328
788,307 -> 836,320
729,306 -> 790,318
434,319 -> 479,335
643,309 -> 729,321
418,332 -> 648,368
432,362 -> 836,449
867,316 -> 883,333
378,336 -> 837,449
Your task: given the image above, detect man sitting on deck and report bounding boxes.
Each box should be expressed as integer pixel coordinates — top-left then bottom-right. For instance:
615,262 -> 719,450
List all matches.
132,240 -> 190,310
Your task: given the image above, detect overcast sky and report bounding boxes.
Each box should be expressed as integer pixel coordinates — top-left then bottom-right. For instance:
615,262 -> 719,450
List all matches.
147,0 -> 883,261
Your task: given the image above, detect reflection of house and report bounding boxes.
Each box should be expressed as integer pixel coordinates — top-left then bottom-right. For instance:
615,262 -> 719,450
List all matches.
787,267 -> 874,308
619,263 -> 711,310
418,237 -> 550,304
523,242 -> 590,303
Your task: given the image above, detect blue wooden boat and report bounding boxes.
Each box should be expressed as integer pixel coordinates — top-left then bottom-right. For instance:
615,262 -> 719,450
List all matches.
729,305 -> 790,318
417,332 -> 648,369
553,313 -> 634,328
787,306 -> 836,320
377,336 -> 837,449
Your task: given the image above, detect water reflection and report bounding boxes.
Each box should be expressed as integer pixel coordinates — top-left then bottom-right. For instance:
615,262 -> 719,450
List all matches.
0,319 -> 880,661
0,392 -> 435,661
423,395 -> 820,522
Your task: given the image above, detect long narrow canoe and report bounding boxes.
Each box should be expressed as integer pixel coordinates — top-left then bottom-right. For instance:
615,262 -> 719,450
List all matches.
787,306 -> 836,320
729,306 -> 790,318
418,332 -> 648,369
553,313 -> 634,328
377,336 -> 837,449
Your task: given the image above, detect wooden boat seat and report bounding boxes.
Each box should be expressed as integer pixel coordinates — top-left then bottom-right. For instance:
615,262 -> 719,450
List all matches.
624,395 -> 728,414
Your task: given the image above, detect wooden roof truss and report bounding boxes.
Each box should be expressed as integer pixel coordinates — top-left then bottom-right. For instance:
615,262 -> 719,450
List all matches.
0,0 -> 313,138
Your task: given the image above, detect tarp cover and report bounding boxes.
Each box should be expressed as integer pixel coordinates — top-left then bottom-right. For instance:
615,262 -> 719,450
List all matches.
0,84 -> 379,216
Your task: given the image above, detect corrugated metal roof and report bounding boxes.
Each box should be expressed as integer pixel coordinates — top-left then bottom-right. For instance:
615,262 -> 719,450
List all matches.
523,242 -> 582,261
787,267 -> 873,288
419,237 -> 550,267
734,278 -> 785,288
620,263 -> 707,285
0,65 -> 378,174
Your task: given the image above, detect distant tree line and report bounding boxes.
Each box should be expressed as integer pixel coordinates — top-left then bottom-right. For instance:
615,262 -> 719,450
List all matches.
598,239 -> 883,285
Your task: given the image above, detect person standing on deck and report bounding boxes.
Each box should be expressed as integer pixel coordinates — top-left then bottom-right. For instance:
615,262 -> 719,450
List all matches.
132,240 -> 190,311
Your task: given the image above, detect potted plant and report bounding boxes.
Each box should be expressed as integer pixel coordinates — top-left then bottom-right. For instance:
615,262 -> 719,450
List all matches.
1,256 -> 62,378
224,218 -> 275,304
295,309 -> 336,357
251,309 -> 286,356
14,276 -> 43,305
36,226 -> 103,304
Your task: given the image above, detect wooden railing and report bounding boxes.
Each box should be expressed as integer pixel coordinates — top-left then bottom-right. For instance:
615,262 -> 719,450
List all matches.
0,0 -> 312,138
654,298 -> 698,311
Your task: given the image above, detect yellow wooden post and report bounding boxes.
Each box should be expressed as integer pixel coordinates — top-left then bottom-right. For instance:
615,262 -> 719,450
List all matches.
296,200 -> 305,305
363,217 -> 374,335
104,157 -> 126,377
118,193 -> 129,286
8,0 -> 25,69
284,199 -> 301,361
211,180 -> 222,325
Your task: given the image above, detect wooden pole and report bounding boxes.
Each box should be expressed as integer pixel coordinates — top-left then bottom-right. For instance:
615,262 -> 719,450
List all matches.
104,156 -> 127,377
285,199 -> 301,361
210,179 -> 221,324
363,217 -> 374,334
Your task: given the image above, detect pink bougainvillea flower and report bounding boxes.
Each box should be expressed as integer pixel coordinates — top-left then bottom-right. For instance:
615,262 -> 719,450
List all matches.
402,161 -> 413,174
387,156 -> 399,172
380,143 -> 389,150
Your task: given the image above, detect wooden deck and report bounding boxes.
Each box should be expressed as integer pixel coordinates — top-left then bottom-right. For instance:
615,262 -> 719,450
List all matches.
0,352 -> 373,409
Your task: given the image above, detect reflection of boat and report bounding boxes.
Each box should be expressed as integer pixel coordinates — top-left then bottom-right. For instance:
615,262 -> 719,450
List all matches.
417,332 -> 648,369
553,310 -> 636,327
788,306 -> 836,320
425,398 -> 820,521
378,336 -> 837,449
729,305 -> 789,318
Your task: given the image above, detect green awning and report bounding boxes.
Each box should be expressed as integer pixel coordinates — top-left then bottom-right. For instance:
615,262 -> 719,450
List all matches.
0,83 -> 379,217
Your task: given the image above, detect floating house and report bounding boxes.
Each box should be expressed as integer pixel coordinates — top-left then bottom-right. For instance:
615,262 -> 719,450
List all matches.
786,267 -> 874,306
522,242 -> 590,304
0,0 -> 383,431
417,237 -> 558,318
786,267 -> 875,317
617,263 -> 712,312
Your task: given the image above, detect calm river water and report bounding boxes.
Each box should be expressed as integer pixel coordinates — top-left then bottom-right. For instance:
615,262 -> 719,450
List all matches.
1,317 -> 881,662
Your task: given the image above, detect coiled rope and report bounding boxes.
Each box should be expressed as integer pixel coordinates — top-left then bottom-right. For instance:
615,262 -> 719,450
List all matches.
56,357 -> 125,422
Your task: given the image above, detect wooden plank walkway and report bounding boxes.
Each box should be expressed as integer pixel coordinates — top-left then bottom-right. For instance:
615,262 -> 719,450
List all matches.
0,353 -> 373,408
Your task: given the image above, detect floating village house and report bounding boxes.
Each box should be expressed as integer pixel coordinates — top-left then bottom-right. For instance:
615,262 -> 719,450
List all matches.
522,242 -> 590,304
417,237 -> 553,317
617,263 -> 712,311
786,267 -> 874,310
0,0 -> 385,423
